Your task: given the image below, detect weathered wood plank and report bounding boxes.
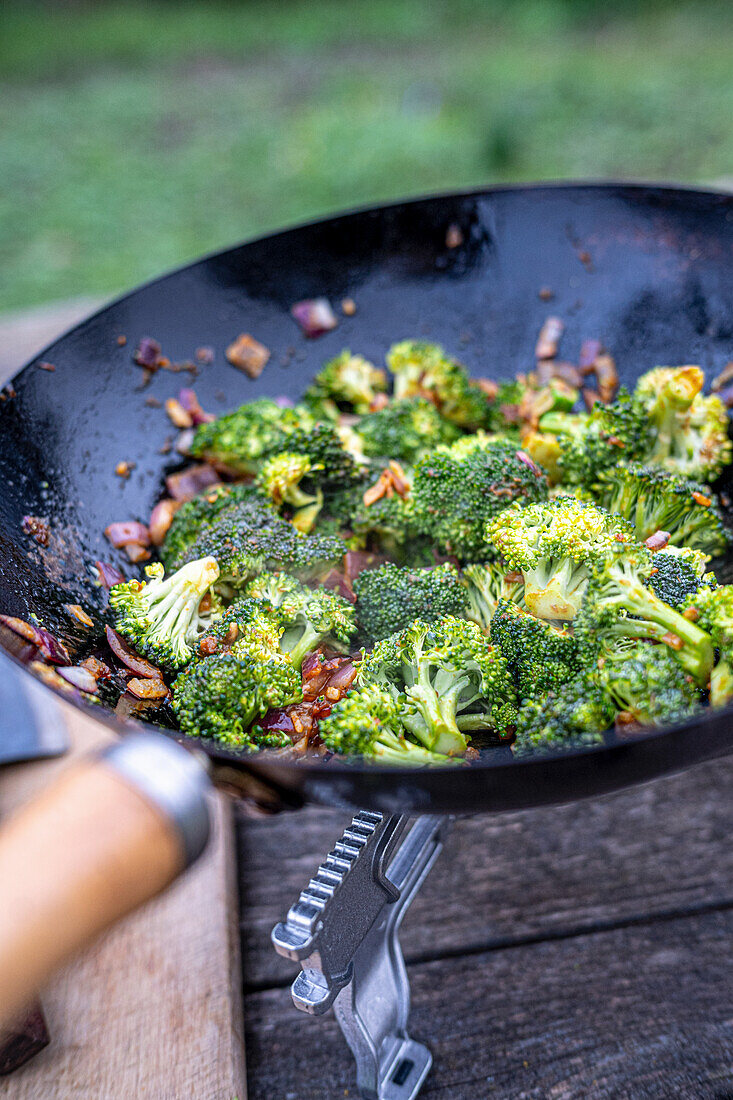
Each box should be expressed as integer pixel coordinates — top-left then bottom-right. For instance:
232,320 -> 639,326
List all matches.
237,756 -> 733,988
244,907 -> 733,1100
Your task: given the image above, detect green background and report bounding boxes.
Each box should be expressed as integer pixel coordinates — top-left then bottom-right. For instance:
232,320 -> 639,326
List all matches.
2,0 -> 732,311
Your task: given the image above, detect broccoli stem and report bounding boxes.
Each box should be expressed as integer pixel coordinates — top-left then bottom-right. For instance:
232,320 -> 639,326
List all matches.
620,582 -> 714,684
404,663 -> 469,755
281,623 -> 320,670
373,728 -> 454,766
710,659 -> 733,707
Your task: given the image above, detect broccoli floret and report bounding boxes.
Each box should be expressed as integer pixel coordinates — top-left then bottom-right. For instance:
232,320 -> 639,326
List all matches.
484,378 -> 526,434
596,462 -> 731,555
319,685 -> 454,765
161,483 -> 271,572
635,366 -> 732,481
359,615 -> 517,754
460,561 -> 526,631
682,585 -> 733,706
255,452 -> 324,533
355,398 -> 459,464
109,556 -> 220,671
521,430 -> 564,485
244,572 -> 356,669
512,673 -> 613,757
196,596 -> 284,661
412,440 -> 549,562
575,547 -> 715,685
485,496 -> 635,621
302,349 -> 387,418
190,399 -> 312,475
489,599 -> 583,700
168,495 -> 344,588
386,340 -> 490,429
326,477 -> 416,558
353,562 -> 467,643
599,641 -> 701,728
171,651 -> 301,750
648,548 -> 716,609
551,388 -> 651,487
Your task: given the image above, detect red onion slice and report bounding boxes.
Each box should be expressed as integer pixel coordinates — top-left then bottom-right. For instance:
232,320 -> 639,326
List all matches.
95,561 -> 126,588
291,298 -> 338,338
165,464 -> 220,502
104,521 -> 151,549
148,499 -> 181,546
105,626 -> 164,680
178,388 -> 214,425
58,666 -> 99,694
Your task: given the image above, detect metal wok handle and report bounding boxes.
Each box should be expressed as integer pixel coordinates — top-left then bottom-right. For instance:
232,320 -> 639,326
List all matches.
0,662 -> 212,1030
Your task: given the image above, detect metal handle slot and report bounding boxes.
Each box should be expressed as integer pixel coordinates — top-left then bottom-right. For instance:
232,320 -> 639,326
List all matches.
272,812 -> 451,1100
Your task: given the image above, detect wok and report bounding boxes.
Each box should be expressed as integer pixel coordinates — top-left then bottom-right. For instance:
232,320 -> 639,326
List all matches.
2,182 -> 733,818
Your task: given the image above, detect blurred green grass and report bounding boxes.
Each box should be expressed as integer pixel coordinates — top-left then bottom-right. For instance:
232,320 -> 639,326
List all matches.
1,0 -> 733,311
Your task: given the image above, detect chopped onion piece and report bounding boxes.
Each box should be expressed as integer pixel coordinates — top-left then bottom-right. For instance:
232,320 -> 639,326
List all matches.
104,521 -> 150,549
58,666 -> 99,694
95,561 -> 125,588
149,499 -> 181,546
126,677 -> 170,700
105,625 -> 164,680
291,298 -> 338,338
165,464 -> 219,501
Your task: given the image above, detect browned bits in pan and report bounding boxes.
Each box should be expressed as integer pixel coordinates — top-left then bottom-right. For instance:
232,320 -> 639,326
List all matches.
225,333 -> 271,377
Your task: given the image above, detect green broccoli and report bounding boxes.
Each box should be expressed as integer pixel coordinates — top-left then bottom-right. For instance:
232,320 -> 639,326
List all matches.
359,615 -> 517,754
243,572 -> 356,668
489,598 -> 583,700
635,365 -> 732,481
648,547 -> 716,610
355,397 -> 459,464
326,477 -> 417,559
189,399 -> 312,475
386,340 -> 490,429
460,561 -> 526,631
109,556 -> 220,670
596,462 -> 730,555
599,641 -> 701,728
319,685 -> 455,765
167,495 -> 344,589
412,439 -> 549,562
302,349 -> 387,418
548,388 -> 650,487
171,651 -> 301,750
512,673 -> 613,756
255,452 -> 324,533
161,483 -> 271,572
485,496 -> 635,621
681,585 -> 733,706
196,596 -> 284,661
353,562 -> 467,643
575,546 -> 715,685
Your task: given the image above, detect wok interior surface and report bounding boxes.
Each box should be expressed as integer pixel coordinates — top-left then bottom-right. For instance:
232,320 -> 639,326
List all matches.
2,183 -> 733,813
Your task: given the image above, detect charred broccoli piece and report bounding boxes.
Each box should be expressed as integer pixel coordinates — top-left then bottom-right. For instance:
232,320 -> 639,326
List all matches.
596,462 -> 730,556
575,546 -> 715,685
486,496 -> 635,621
171,651 -> 301,750
359,616 -> 517,754
512,673 -> 613,756
682,585 -> 733,706
109,556 -> 220,671
161,483 -> 271,572
353,562 -> 467,644
648,547 -> 716,610
635,366 -> 732,481
243,572 -> 356,669
319,685 -> 455,765
386,340 -> 490,429
489,599 -> 583,700
189,399 -> 312,475
600,641 -> 701,729
355,398 -> 459,464
412,439 -> 549,561
302,349 -> 387,419
460,561 -> 526,631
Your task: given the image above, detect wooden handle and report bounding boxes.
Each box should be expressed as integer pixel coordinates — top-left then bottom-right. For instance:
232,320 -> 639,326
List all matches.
0,757 -> 185,1031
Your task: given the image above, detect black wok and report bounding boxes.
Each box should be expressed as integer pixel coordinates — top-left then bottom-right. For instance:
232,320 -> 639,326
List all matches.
2,182 -> 733,815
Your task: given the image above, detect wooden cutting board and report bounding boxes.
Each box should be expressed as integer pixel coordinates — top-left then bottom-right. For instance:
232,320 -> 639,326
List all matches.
0,700 -> 247,1100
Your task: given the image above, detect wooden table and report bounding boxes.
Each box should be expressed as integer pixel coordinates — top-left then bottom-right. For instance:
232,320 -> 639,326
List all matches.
237,757 -> 733,1099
